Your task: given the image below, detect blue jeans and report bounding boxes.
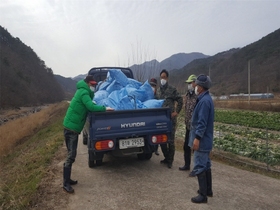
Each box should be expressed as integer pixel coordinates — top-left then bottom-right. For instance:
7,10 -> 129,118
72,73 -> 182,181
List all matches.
193,151 -> 211,175
64,129 -> 79,168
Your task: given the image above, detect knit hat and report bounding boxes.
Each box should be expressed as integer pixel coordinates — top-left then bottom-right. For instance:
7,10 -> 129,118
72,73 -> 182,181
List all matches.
149,78 -> 157,86
195,74 -> 212,89
84,75 -> 97,85
185,74 -> 197,83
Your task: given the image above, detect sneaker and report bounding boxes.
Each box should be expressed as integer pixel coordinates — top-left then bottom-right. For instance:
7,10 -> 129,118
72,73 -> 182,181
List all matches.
189,170 -> 196,177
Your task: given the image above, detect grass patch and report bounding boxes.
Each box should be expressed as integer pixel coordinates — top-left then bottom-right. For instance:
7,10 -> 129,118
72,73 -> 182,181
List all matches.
211,150 -> 280,180
0,102 -> 68,210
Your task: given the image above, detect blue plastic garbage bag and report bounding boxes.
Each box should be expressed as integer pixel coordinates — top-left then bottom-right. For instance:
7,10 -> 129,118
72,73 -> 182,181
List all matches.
98,81 -> 110,91
127,78 -> 142,88
125,85 -> 137,96
99,98 -> 119,109
129,80 -> 154,102
143,99 -> 164,108
118,96 -> 135,110
94,69 -> 163,110
108,69 -> 128,86
110,88 -> 128,101
106,80 -> 123,94
139,80 -> 155,101
94,90 -> 109,104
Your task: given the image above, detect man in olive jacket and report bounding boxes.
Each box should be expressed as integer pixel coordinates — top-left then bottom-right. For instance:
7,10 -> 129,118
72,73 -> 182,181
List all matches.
156,69 -> 183,168
63,75 -> 113,193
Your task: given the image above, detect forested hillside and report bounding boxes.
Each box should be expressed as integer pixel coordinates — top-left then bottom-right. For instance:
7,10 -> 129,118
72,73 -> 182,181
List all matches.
0,26 -> 65,108
170,28 -> 280,96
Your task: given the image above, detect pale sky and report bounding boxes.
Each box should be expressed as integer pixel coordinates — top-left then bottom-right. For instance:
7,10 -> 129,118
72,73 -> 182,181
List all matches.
1,0 -> 280,78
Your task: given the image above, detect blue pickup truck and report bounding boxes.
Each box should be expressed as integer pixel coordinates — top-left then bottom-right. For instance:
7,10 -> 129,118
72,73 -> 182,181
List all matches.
83,67 -> 172,168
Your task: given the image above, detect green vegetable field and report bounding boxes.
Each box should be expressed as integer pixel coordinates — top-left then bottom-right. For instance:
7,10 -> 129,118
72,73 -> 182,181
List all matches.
215,109 -> 280,131
214,109 -> 280,167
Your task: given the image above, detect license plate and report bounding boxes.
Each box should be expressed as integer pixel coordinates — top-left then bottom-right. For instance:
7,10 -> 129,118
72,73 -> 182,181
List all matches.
119,137 -> 144,149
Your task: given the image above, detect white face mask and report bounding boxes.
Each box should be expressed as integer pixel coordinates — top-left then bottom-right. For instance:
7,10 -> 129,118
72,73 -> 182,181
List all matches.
90,86 -> 96,92
160,79 -> 167,86
195,86 -> 199,95
152,87 -> 155,92
188,84 -> 193,91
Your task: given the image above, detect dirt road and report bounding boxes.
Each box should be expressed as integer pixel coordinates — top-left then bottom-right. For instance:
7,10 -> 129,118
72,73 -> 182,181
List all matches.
32,135 -> 280,210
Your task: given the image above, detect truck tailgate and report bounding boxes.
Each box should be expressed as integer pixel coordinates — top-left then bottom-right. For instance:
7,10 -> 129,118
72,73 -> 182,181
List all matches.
88,108 -> 172,140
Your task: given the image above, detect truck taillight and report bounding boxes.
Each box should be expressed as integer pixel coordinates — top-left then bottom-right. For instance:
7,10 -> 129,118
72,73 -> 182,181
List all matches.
95,140 -> 114,151
151,135 -> 168,144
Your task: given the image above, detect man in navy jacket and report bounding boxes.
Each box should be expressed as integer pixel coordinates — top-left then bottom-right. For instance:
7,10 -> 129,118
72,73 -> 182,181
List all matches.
188,74 -> 214,204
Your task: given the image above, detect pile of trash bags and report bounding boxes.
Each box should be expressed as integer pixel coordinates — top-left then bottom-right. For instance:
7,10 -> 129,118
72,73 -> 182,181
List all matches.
93,69 -> 164,110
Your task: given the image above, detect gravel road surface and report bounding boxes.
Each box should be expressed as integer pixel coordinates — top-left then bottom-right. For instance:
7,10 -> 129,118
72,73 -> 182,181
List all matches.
32,134 -> 280,210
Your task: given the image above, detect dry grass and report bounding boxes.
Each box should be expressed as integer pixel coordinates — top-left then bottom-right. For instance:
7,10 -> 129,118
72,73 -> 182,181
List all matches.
0,102 -> 67,157
0,101 -> 68,210
214,98 -> 280,112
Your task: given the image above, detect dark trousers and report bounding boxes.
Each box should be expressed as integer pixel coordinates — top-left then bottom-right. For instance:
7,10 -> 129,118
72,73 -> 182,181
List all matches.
160,141 -> 175,163
160,118 -> 176,163
183,128 -> 192,167
64,129 -> 79,168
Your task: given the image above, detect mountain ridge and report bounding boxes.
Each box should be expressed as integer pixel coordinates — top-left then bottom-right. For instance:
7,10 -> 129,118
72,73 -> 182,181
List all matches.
1,25 -> 279,109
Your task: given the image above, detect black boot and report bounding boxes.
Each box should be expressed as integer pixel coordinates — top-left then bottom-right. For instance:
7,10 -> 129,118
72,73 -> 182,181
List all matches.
179,165 -> 190,170
64,164 -> 78,185
160,144 -> 168,162
63,166 -> 74,193
191,171 -> 207,203
69,179 -> 78,185
167,161 -> 172,169
197,169 -> 213,197
206,169 -> 213,196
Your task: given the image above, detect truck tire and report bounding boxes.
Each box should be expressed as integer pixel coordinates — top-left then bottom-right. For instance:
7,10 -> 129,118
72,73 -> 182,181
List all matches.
83,133 -> 88,145
88,152 -> 95,168
96,159 -> 103,166
88,159 -> 95,168
144,153 -> 153,160
137,153 -> 152,160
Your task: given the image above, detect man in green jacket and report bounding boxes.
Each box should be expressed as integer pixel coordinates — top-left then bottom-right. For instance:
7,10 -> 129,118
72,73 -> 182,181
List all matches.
62,75 -> 113,193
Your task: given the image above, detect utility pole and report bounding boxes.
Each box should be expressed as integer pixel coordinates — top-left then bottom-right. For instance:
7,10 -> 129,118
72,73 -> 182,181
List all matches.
248,60 -> 250,104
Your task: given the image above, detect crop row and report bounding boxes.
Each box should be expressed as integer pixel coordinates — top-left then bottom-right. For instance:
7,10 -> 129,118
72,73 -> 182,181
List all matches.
215,124 -> 280,141
215,109 -> 280,131
214,133 -> 280,166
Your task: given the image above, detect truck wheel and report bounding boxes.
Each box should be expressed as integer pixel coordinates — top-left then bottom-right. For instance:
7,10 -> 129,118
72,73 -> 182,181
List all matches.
88,152 -> 95,168
144,153 -> 153,160
137,153 -> 152,160
88,159 -> 95,168
83,134 -> 88,145
137,153 -> 146,160
96,159 -> 103,166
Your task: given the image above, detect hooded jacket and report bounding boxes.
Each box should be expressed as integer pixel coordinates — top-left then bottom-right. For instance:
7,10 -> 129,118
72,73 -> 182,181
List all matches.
63,80 -> 106,133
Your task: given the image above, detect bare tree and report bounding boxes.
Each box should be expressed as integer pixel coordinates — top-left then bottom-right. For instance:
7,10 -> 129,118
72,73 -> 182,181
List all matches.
126,39 -> 160,82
